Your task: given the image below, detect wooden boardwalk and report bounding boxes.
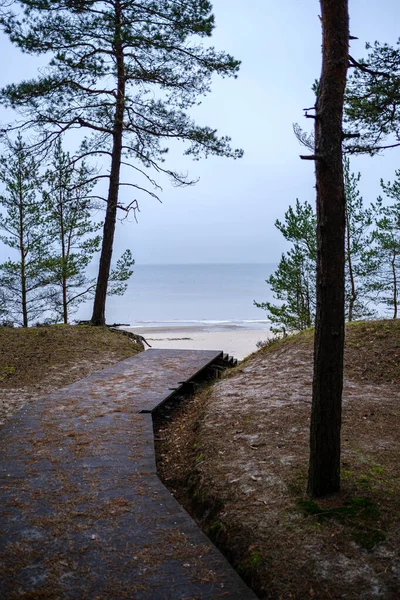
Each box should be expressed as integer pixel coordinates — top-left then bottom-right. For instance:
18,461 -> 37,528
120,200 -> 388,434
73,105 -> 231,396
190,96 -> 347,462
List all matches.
0,349 -> 257,599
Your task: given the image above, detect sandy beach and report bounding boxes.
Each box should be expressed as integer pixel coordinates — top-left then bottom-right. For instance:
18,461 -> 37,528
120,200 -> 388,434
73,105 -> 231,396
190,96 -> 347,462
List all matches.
123,325 -> 273,361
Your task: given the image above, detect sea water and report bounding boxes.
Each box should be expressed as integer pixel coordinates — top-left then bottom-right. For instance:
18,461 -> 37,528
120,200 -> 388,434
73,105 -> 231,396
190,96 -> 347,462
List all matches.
77,263 -> 277,329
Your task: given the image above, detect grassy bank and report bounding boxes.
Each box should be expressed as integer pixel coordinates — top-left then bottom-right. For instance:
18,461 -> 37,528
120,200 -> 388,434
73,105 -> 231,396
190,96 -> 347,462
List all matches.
0,325 -> 143,425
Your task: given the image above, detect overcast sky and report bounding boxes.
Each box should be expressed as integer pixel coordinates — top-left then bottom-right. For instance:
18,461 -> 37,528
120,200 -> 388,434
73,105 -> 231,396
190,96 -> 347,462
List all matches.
0,1 -> 399,265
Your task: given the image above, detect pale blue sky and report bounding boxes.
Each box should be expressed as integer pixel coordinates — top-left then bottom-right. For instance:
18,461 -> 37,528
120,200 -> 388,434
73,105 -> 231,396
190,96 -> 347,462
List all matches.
0,1 -> 399,265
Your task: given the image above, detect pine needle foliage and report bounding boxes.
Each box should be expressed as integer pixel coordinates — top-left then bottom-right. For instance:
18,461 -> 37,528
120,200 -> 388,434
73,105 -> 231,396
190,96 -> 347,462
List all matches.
0,134 -> 51,326
0,0 -> 243,324
256,161 -> 376,333
346,39 -> 400,154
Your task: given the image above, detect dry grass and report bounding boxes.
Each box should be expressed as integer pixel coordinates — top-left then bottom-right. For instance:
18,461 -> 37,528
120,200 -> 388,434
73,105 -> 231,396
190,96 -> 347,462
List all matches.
0,324 -> 143,426
156,319 -> 400,600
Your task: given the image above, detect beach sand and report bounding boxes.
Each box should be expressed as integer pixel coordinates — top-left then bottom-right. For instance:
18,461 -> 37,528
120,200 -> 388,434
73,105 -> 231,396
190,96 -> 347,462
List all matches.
123,325 -> 273,361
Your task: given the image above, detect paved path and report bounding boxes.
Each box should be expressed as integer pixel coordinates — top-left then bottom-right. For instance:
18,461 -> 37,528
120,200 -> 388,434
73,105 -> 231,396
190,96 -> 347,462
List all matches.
0,349 -> 257,599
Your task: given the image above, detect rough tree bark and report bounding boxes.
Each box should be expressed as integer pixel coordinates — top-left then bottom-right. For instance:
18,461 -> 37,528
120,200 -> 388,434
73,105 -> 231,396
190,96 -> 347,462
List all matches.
345,204 -> 356,322
58,186 -> 68,325
19,207 -> 28,327
307,0 -> 349,497
91,0 -> 124,326
18,172 -> 28,328
391,253 -> 398,319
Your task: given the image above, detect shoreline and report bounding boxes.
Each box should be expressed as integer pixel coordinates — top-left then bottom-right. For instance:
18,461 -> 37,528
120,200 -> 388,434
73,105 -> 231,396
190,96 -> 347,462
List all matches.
122,325 -> 273,361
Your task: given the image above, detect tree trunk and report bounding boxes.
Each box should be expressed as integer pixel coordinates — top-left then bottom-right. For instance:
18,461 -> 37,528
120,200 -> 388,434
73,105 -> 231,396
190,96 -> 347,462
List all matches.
18,172 -> 28,328
307,0 -> 349,498
59,186 -> 68,325
392,251 -> 398,319
91,1 -> 125,326
345,205 -> 356,321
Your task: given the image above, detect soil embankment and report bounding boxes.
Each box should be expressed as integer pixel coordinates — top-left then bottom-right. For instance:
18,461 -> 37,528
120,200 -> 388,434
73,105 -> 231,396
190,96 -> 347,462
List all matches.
156,320 -> 400,599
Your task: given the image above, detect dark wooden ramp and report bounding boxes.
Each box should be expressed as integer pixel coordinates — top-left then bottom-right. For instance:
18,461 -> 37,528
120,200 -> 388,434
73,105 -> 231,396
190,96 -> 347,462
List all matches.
0,349 -> 256,599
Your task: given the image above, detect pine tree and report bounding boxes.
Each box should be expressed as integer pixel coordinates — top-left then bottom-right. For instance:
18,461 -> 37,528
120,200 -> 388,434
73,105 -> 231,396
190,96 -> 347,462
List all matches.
0,1 -> 242,325
43,140 -> 102,324
255,200 -> 317,335
303,0 -> 349,498
256,160 -> 374,334
44,140 -> 136,323
343,157 -> 375,321
0,134 -> 51,326
366,176 -> 400,319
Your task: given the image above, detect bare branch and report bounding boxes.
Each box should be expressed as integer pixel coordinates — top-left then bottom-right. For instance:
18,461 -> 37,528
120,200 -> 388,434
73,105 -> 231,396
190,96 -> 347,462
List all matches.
348,55 -> 389,77
118,182 -> 162,200
342,132 -> 360,139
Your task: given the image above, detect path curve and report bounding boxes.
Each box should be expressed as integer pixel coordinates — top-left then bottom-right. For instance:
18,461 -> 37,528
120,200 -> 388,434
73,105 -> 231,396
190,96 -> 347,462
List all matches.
0,349 -> 256,599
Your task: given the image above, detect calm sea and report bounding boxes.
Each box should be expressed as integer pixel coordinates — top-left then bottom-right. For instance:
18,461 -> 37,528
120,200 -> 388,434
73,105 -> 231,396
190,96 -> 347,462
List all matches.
77,263 -> 277,329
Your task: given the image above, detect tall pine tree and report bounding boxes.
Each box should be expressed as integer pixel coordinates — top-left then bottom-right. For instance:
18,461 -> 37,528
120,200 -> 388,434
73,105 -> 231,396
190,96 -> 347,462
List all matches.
0,134 -> 51,326
343,157 -> 375,321
43,140 -> 102,324
255,200 -> 317,334
0,1 -> 242,325
366,176 -> 400,319
256,160 -> 374,334
304,0 -> 349,498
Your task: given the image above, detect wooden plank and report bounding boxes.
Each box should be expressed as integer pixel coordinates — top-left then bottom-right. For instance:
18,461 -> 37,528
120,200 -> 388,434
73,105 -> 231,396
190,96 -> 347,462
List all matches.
0,349 -> 256,599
